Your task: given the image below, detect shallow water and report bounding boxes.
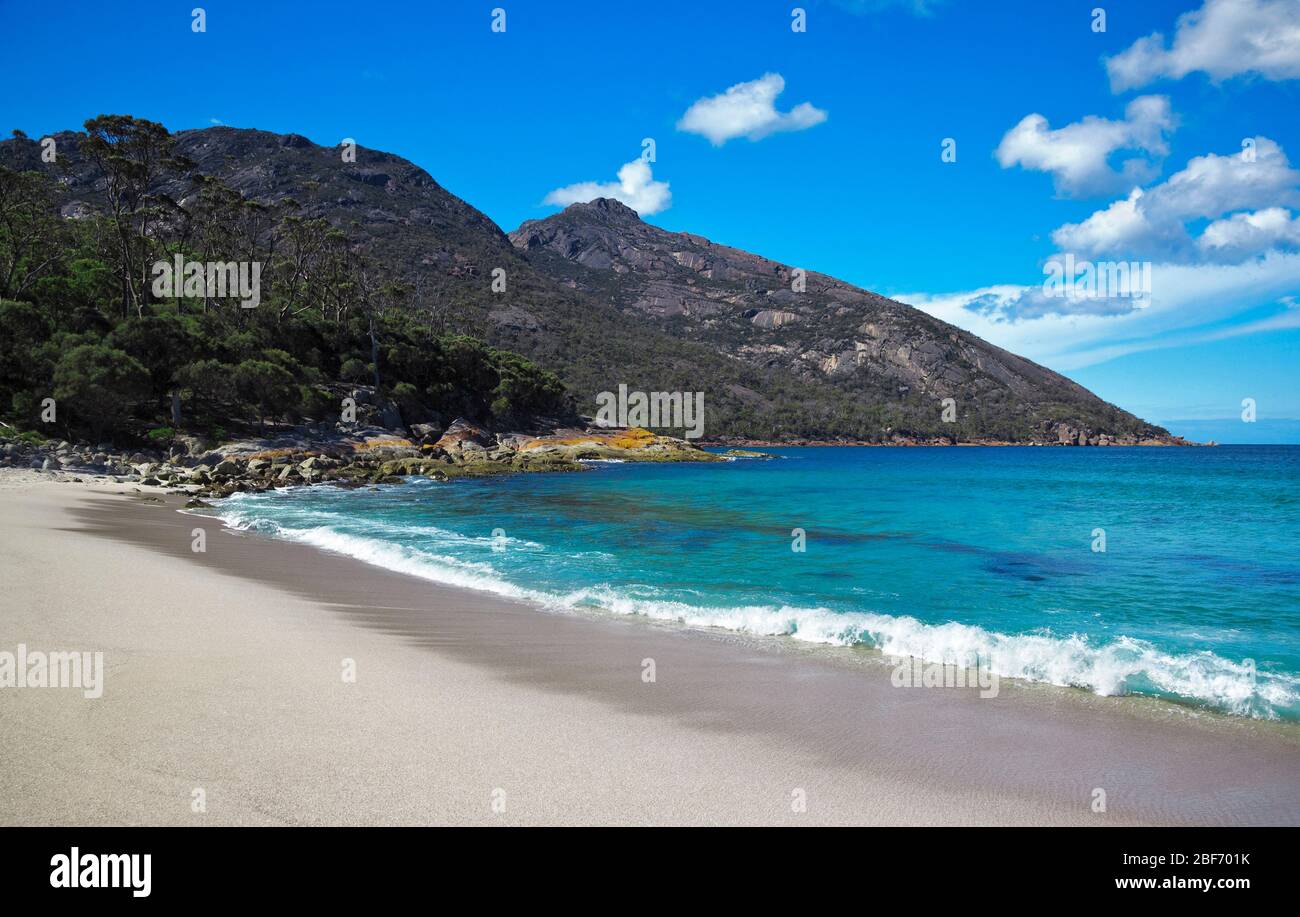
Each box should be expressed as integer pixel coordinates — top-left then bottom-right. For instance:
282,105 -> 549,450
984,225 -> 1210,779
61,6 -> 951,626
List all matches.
214,445 -> 1300,720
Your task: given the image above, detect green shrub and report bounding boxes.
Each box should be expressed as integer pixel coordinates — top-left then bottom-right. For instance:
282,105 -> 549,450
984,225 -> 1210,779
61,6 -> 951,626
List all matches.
233,360 -> 298,426
340,358 -> 369,383
51,344 -> 150,439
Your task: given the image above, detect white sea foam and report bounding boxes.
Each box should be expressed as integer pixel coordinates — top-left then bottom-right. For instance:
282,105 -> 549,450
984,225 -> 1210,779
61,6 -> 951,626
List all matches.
212,505 -> 1300,720
217,497 -> 544,550
278,524 -> 538,602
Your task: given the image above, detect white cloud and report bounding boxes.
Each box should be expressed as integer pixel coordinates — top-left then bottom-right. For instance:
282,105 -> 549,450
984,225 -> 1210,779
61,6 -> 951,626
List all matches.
1151,137 -> 1300,220
676,73 -> 827,146
1052,137 -> 1300,260
995,96 -> 1175,196
1050,188 -> 1168,255
1105,0 -> 1300,91
543,159 -> 671,215
1199,208 -> 1300,259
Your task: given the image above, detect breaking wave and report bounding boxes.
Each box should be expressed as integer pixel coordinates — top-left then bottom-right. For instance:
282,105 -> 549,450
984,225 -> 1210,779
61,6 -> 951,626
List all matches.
211,501 -> 1299,721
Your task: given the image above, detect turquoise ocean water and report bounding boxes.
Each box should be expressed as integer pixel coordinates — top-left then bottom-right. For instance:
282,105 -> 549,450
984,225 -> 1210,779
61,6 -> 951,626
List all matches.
213,445 -> 1300,720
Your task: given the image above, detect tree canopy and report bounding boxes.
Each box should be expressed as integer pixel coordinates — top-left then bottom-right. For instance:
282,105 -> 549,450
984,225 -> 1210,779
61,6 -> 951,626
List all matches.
0,117 -> 570,445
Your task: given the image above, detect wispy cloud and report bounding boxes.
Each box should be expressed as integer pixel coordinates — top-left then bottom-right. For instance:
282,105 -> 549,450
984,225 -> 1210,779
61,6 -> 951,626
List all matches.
899,254 -> 1300,370
543,158 -> 671,215
676,73 -> 826,146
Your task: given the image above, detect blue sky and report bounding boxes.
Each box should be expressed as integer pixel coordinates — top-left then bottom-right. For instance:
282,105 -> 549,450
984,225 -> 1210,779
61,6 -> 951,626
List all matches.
1,0 -> 1297,441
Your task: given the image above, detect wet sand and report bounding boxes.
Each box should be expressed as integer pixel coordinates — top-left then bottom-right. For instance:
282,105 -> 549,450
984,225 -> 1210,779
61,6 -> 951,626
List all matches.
2,473 -> 1298,825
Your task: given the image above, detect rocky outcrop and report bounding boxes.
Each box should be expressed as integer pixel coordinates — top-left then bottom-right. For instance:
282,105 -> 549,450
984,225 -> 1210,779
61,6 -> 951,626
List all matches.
749,309 -> 798,329
1045,421 -> 1193,447
513,427 -> 720,468
433,418 -> 496,453
0,421 -> 721,498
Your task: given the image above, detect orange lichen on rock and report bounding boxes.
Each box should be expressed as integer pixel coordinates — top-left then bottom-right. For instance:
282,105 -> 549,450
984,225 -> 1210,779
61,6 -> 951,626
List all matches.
354,438 -> 414,451
608,427 -> 657,449
519,427 -> 657,451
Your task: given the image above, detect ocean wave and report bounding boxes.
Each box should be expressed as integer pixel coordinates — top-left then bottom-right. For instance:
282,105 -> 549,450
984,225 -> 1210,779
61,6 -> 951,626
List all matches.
211,504 -> 1300,720
217,498 -> 544,551
548,587 -> 1296,717
257,521 -> 542,602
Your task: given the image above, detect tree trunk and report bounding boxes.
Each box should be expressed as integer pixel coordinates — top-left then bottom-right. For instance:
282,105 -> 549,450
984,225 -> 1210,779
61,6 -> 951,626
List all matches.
170,389 -> 182,427
369,315 -> 381,388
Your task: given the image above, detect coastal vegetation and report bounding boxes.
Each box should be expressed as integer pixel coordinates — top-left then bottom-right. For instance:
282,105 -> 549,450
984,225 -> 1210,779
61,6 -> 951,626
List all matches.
0,116 -> 569,447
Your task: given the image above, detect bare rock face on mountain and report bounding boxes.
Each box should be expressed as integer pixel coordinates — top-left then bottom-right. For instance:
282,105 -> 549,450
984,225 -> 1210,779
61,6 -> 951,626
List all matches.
3,124 -> 1173,443
509,198 -> 1171,443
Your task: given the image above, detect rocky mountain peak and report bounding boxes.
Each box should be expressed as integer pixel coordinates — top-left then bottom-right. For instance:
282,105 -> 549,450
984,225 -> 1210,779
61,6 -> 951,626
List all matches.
568,196 -> 643,222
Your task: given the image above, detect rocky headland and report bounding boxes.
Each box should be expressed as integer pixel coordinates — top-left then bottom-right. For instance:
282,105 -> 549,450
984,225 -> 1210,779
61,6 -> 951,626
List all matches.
0,416 -> 724,502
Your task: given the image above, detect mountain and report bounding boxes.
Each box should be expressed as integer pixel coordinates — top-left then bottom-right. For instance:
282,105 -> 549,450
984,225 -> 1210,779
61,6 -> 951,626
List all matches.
4,126 -> 870,441
2,122 -> 1174,444
510,198 -> 1171,444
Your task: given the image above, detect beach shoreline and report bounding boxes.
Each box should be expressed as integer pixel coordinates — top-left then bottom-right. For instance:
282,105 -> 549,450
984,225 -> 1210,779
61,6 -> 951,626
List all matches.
1,470 -> 1297,826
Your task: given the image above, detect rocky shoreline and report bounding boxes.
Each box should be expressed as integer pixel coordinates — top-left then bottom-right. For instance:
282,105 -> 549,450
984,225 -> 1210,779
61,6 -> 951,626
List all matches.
0,419 -> 735,501
0,415 -> 1207,503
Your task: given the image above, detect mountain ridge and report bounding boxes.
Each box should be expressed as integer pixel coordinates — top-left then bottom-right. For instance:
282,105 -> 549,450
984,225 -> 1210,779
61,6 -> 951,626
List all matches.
2,121 -> 1180,444
510,196 -> 1174,444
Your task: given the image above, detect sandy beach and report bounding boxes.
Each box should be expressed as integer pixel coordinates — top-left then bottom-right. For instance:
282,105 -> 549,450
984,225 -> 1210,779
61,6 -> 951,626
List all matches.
1,471 -> 1298,826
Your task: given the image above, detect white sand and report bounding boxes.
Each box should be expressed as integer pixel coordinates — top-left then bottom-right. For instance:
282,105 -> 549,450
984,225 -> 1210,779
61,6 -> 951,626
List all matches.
2,473 -> 1296,825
